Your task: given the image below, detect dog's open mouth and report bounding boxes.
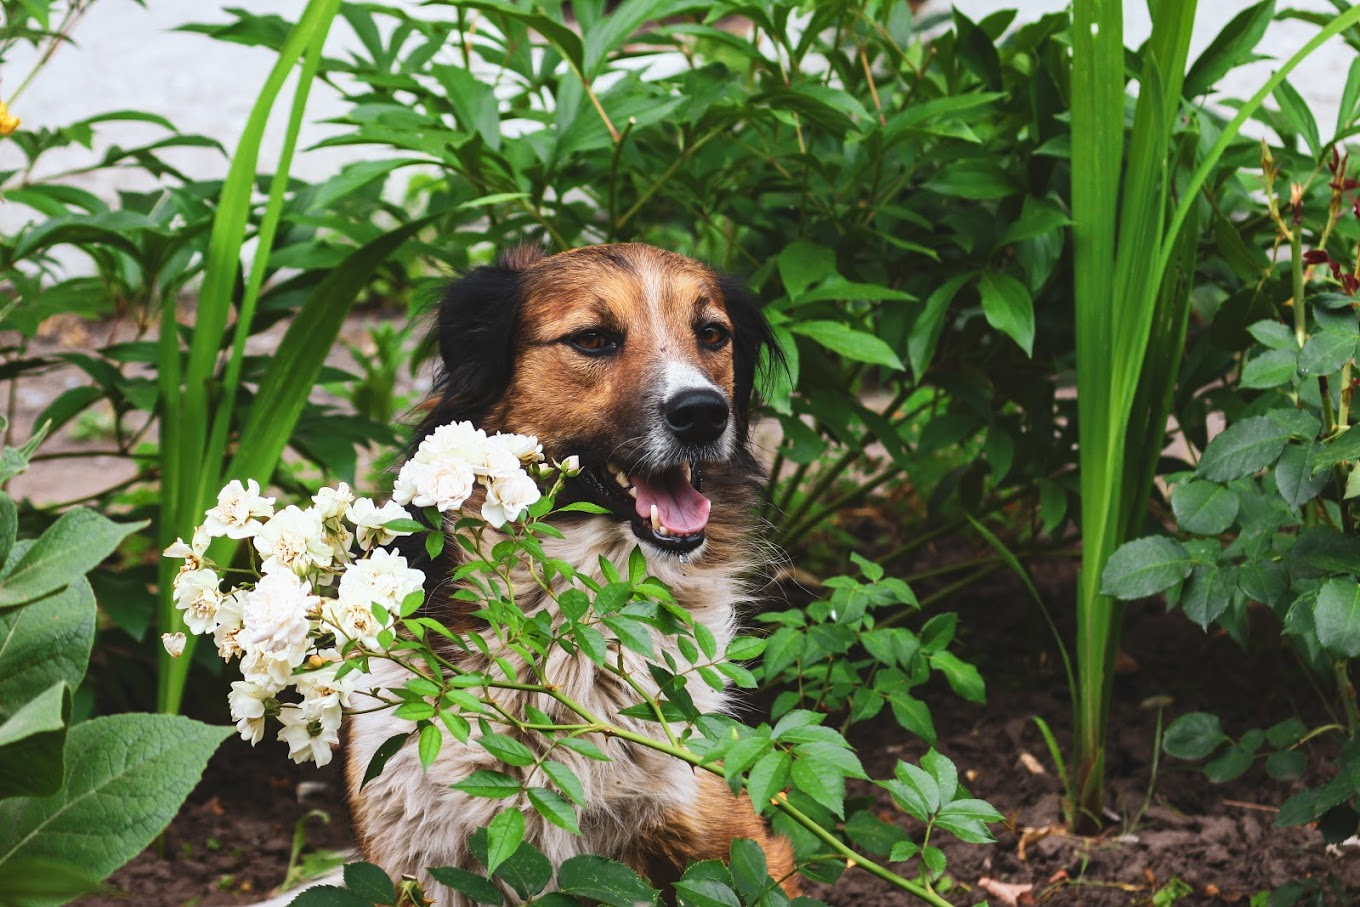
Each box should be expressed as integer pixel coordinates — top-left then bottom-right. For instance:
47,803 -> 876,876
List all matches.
575,460 -> 710,554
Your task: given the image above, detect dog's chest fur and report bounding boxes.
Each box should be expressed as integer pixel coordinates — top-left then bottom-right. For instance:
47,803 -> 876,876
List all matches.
345,514 -> 748,902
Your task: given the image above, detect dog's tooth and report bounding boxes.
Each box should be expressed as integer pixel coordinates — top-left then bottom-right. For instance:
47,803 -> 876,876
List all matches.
627,486 -> 637,499
615,471 -> 631,488
681,462 -> 691,482
650,504 -> 661,532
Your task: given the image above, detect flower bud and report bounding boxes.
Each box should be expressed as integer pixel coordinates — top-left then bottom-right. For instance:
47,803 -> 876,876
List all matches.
559,455 -> 582,477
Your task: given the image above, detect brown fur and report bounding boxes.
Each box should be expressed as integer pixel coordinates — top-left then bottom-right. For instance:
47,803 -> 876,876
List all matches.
347,243 -> 796,902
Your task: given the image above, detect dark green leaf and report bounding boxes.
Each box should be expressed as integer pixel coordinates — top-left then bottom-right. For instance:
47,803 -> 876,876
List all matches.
1196,416 -> 1294,481
1170,481 -> 1239,535
527,786 -> 579,834
977,272 -> 1034,356
1315,577 -> 1360,657
0,509 -> 144,609
1163,712 -> 1228,760
557,855 -> 659,907
344,862 -> 397,905
427,866 -> 504,904
1100,536 -> 1196,599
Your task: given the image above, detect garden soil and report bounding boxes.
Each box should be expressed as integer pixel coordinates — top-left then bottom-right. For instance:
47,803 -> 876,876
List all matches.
79,551 -> 1360,906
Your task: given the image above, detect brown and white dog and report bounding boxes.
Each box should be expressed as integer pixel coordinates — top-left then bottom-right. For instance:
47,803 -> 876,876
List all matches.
344,243 -> 797,903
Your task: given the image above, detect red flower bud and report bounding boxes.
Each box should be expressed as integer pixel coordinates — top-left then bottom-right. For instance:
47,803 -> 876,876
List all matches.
1304,250 -> 1332,265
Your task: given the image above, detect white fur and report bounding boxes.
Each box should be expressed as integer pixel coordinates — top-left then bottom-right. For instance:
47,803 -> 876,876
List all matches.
347,514 -> 750,905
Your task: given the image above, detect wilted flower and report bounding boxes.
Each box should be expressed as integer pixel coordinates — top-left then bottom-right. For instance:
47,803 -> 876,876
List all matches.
347,497 -> 415,550
482,472 -> 542,527
254,505 -> 334,577
161,632 -> 186,658
213,589 -> 247,661
173,567 -> 223,635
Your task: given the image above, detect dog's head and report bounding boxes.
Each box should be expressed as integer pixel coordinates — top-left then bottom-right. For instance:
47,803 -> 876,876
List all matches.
414,243 -> 777,557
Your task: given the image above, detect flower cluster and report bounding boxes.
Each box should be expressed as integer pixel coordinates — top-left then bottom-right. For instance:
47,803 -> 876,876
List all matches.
161,422 -> 548,766
393,421 -> 545,525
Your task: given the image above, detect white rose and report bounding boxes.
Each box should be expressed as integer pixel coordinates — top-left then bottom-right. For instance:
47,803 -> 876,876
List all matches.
213,589 -> 247,661
242,570 -> 317,665
311,482 -> 355,521
489,431 -> 544,464
277,699 -> 341,767
228,680 -> 273,745
172,567 -> 222,635
253,505 -> 334,576
393,457 -> 475,513
346,497 -> 415,550
416,422 -> 490,471
203,479 -> 275,539
481,472 -> 542,527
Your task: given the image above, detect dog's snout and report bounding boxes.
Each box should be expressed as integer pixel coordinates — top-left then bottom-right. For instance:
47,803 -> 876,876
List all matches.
664,388 -> 729,445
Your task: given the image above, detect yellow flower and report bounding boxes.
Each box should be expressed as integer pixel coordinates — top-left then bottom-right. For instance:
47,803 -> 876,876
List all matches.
0,100 -> 18,136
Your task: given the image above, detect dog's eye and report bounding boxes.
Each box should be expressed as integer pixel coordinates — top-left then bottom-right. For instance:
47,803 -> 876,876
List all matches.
697,323 -> 730,349
567,330 -> 618,354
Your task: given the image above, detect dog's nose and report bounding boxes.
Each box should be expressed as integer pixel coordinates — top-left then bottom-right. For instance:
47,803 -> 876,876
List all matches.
664,388 -> 730,445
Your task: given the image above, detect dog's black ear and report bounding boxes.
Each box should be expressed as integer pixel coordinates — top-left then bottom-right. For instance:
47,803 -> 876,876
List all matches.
412,250 -> 536,447
719,275 -> 784,440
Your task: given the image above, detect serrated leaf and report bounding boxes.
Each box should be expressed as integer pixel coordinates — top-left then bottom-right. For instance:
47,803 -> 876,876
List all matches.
790,751 -> 845,817
542,760 -> 586,806
1163,712 -> 1228,760
1100,536 -> 1196,599
557,855 -> 659,907
1196,416 -> 1294,482
1181,563 -> 1236,629
746,751 -> 791,815
935,798 -> 1003,843
344,862 -> 397,905
919,750 -> 959,804
427,866 -> 504,904
1170,481 -> 1239,535
527,786 -> 579,834
1298,331 -> 1357,376
1240,348 -> 1298,388
1276,443 -> 1330,508
1315,577 -> 1360,657
927,651 -> 985,703
479,733 -> 535,767
485,808 -> 526,875
453,769 -> 523,799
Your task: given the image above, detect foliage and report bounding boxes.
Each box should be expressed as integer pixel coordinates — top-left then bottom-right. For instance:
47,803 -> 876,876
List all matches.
1067,0 -> 1360,829
1106,132 -> 1360,847
0,424 -> 228,906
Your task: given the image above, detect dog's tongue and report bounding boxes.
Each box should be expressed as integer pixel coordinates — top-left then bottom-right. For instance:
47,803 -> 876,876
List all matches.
632,468 -> 710,535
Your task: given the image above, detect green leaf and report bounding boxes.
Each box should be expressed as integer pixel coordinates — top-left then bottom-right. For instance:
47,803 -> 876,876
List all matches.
1100,536 -> 1196,599
1180,563 -> 1236,630
1274,76 -> 1322,158
788,321 -> 904,370
0,857 -> 102,903
920,750 -> 960,804
1339,56 -> 1360,135
0,681 -> 70,799
485,808 -> 526,875
746,751 -> 790,815
1298,331 -> 1356,376
556,855 -> 659,907
361,733 -> 410,790
0,714 -> 229,884
1184,0 -> 1274,98
923,158 -> 1017,200
1170,481 -> 1239,535
469,830 -> 552,900
479,733 -> 536,767
427,866 -> 504,904
935,798 -> 1003,844
1239,348 -> 1298,388
881,761 -> 938,822
0,572 -> 95,723
452,770 -> 523,800
777,240 -> 837,300
286,884 -> 376,906
724,636 -> 766,662
673,871 -> 741,907
343,862 -> 397,905
0,509 -> 143,609
542,760 -> 586,806
977,272 -> 1035,356
1196,416 -> 1294,482
527,786 -> 579,834
0,495 -> 14,570
790,751 -> 845,817
1276,443 -> 1329,509
999,196 -> 1071,245
928,651 -> 985,703
418,723 -> 442,769
1163,712 -> 1228,760
1315,577 -> 1360,657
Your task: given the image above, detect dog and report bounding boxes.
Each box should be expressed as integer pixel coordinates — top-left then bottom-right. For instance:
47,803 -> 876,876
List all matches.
343,243 -> 797,903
